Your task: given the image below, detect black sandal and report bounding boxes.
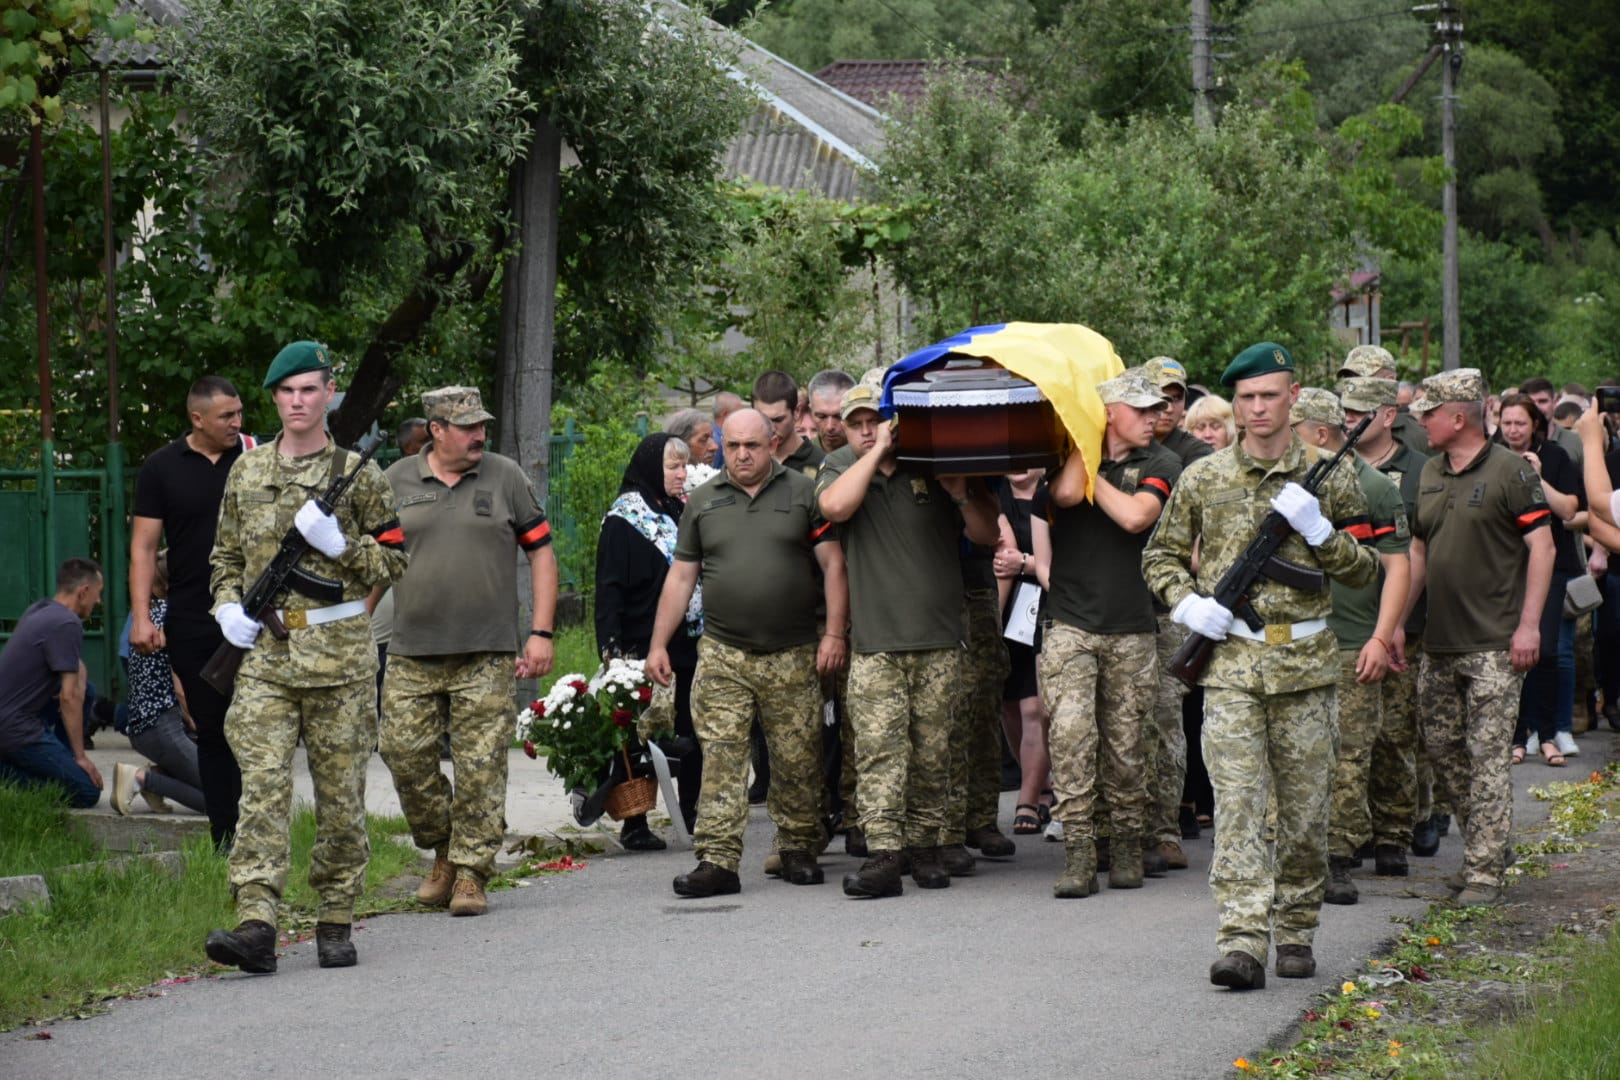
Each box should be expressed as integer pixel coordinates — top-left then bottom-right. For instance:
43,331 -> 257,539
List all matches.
1013,804 -> 1043,834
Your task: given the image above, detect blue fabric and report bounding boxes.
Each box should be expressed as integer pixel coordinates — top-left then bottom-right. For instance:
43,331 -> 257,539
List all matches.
0,689 -> 101,808
1555,614 -> 1576,735
878,323 -> 1008,415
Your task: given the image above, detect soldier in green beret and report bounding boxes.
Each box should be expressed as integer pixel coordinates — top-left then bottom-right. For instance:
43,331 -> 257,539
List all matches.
204,341 -> 409,973
1143,340 -> 1379,990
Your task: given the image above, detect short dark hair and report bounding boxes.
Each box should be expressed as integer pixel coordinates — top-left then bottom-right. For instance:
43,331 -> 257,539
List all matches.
56,556 -> 102,593
1519,376 -> 1556,397
1563,382 -> 1590,398
187,375 -> 241,414
751,370 -> 798,413
396,417 -> 429,454
1553,400 -> 1583,422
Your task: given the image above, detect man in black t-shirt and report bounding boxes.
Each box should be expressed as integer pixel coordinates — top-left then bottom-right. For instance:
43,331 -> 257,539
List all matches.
129,375 -> 254,847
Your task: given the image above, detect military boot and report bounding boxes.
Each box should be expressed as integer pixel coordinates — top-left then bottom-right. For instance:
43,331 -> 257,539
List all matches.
1142,840 -> 1169,878
843,850 -> 904,898
1053,835 -> 1099,899
1434,813 -> 1451,837
1324,856 -> 1359,905
416,853 -> 454,907
1150,839 -> 1189,870
1274,944 -> 1315,979
908,846 -> 951,889
845,826 -> 869,858
315,922 -> 357,969
1410,816 -> 1441,857
1094,836 -> 1111,872
938,843 -> 977,876
778,850 -> 824,886
204,919 -> 277,974
1108,836 -> 1145,889
964,825 -> 1016,857
1209,950 -> 1265,990
673,861 -> 741,898
1374,844 -> 1409,877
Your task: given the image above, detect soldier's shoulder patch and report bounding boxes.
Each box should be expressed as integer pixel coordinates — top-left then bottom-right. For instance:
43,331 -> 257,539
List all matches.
1394,511 -> 1411,540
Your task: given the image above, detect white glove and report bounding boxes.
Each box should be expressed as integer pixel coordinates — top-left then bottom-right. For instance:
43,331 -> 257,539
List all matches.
216,602 -> 262,650
1171,593 -> 1234,641
294,499 -> 347,558
1270,482 -> 1333,546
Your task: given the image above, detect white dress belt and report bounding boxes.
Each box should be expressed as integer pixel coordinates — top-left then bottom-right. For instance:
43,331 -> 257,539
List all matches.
1224,617 -> 1328,645
274,599 -> 369,631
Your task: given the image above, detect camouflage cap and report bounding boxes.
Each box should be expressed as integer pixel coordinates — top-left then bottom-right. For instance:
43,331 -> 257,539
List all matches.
422,385 -> 495,426
858,366 -> 889,389
1220,341 -> 1295,387
1290,386 -> 1344,427
1337,376 -> 1398,412
1142,356 -> 1188,390
840,382 -> 882,420
1098,369 -> 1168,409
1409,368 -> 1489,414
262,340 -> 332,388
1338,344 -> 1396,379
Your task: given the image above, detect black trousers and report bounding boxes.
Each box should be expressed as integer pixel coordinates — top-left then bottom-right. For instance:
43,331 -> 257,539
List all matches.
166,621 -> 241,848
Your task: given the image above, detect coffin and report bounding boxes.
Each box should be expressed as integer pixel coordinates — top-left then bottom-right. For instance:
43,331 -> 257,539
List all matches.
891,357 -> 1064,476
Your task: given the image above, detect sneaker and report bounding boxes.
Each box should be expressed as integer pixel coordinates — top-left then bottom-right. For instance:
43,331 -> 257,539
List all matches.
1274,944 -> 1316,979
963,826 -> 1015,857
1209,950 -> 1265,990
315,921 -> 357,968
1043,819 -> 1064,843
204,919 -> 278,974
1554,731 -> 1580,757
111,762 -> 137,816
673,861 -> 742,898
416,855 -> 455,907
1324,856 -> 1358,905
449,877 -> 488,917
938,843 -> 977,876
140,788 -> 171,814
843,850 -> 904,898
778,850 -> 824,886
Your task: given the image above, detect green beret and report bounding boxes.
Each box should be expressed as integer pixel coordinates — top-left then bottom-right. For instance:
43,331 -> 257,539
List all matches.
263,340 -> 333,389
1219,341 -> 1294,388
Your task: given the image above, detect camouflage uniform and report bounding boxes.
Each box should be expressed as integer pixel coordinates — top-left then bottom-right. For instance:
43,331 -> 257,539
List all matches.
847,649 -> 959,851
1371,647 -> 1421,847
211,436 -> 408,928
1142,435 -> 1377,963
944,588 -> 1011,843
1039,624 -> 1155,841
1149,615 -> 1191,847
691,640 -> 823,872
1327,651 -> 1382,858
1417,651 -> 1522,888
379,653 -> 514,882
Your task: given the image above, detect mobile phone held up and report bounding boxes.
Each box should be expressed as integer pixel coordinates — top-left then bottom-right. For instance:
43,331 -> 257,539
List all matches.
1598,387 -> 1620,415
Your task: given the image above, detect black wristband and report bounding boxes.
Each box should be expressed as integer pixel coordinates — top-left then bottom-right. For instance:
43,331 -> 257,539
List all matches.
529,629 -> 554,640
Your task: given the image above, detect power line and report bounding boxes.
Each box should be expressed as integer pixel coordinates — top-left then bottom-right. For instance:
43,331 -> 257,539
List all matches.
1240,6 -> 1417,43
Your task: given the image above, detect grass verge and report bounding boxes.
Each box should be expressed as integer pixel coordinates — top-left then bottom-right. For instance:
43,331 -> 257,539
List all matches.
0,785 -> 424,1029
1468,921 -> 1620,1079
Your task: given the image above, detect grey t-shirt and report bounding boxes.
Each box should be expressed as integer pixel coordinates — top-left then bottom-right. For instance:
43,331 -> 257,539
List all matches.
0,599 -> 83,752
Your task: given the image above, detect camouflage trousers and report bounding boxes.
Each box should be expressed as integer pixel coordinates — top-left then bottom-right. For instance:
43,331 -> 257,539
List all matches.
847,648 -> 958,852
691,639 -> 822,872
226,674 -> 376,927
943,589 -> 1011,842
1038,623 -> 1154,841
1419,649 -> 1523,890
378,652 -> 514,885
1369,646 -> 1419,848
1149,615 -> 1192,845
1204,683 -> 1337,962
1327,650 -> 1380,859
826,665 -> 855,822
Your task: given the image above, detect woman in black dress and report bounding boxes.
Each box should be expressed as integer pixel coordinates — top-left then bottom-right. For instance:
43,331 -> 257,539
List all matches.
594,433 -> 703,846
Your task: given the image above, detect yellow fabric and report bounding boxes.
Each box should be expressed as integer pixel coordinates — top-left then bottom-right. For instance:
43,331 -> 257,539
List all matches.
946,322 -> 1124,501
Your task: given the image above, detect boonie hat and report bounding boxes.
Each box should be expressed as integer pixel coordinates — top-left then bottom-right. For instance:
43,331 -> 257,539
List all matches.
263,340 -> 332,389
422,386 -> 496,426
840,383 -> 882,421
1290,386 -> 1345,427
1339,344 -> 1396,379
1097,370 -> 1168,409
1409,368 -> 1489,414
1338,376 -> 1398,412
1220,342 -> 1295,387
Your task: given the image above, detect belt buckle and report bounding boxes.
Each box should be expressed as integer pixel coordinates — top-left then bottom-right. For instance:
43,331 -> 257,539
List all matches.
283,609 -> 309,631
1264,623 -> 1291,646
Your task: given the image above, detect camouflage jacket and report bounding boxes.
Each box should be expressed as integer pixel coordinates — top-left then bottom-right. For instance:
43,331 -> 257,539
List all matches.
211,435 -> 408,688
1141,434 -> 1378,694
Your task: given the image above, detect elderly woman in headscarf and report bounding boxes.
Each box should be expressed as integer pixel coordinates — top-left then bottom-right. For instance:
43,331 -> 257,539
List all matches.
594,432 -> 703,847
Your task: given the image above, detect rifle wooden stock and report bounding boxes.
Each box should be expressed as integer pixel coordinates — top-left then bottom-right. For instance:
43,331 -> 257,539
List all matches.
199,641 -> 245,697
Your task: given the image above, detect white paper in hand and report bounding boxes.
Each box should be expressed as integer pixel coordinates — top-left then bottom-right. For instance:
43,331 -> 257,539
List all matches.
1003,581 -> 1041,646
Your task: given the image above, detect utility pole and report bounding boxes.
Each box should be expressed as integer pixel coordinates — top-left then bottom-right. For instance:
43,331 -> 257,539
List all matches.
1191,0 -> 1214,130
1436,2 -> 1463,370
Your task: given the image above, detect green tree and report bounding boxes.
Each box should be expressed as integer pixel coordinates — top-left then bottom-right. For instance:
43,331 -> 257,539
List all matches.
1,0 -> 144,123
747,0 -> 1033,74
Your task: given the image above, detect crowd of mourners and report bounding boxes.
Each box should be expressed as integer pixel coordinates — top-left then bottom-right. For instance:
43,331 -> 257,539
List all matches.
4,336 -> 1620,988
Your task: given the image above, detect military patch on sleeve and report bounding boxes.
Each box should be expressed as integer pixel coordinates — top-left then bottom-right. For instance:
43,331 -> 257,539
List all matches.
1394,511 -> 1411,540
911,478 -> 931,504
1530,481 -> 1546,503
1121,467 -> 1140,493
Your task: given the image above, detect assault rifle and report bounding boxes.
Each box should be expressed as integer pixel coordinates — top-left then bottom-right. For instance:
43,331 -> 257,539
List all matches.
200,434 -> 382,695
1169,414 -> 1373,689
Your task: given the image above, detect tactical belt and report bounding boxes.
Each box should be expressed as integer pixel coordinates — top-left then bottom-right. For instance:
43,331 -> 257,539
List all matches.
275,599 -> 368,631
1226,617 -> 1328,646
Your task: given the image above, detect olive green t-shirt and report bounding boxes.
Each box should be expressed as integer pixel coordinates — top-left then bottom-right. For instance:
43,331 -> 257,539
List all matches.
675,462 -> 831,652
1375,439 -> 1432,637
1412,442 -> 1550,654
781,438 -> 825,481
384,448 -> 549,656
1327,454 -> 1410,650
817,445 -> 964,653
1048,441 -> 1181,635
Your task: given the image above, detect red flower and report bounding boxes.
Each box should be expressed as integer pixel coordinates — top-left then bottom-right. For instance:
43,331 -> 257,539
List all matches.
569,679 -> 588,694
634,686 -> 652,704
1408,965 -> 1430,982
611,709 -> 633,728
523,740 -> 537,759
1337,1020 -> 1355,1032
1302,1011 -> 1321,1022
531,700 -> 546,716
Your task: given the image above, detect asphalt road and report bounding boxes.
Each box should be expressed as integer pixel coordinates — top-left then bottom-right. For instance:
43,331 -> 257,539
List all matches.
7,735 -> 1586,1080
